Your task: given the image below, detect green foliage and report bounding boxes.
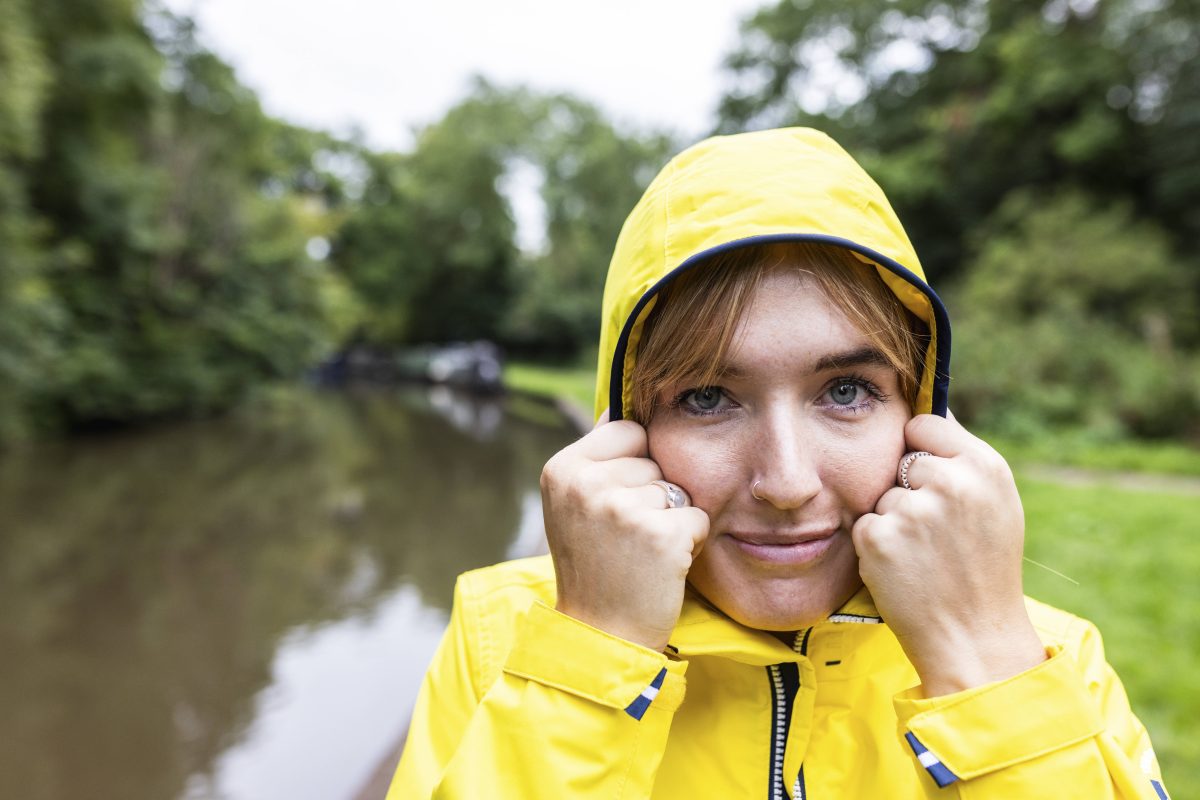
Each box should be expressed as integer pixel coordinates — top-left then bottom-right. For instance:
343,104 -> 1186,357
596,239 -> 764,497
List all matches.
502,95 -> 674,357
333,86 -> 522,344
989,432 -> 1200,477
0,0 -> 60,441
0,1 -> 353,439
952,191 -> 1199,439
718,0 -> 1199,281
333,81 -> 673,355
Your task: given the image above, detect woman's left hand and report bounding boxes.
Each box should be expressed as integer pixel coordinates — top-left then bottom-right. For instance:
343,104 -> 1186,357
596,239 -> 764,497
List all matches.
851,412 -> 1047,697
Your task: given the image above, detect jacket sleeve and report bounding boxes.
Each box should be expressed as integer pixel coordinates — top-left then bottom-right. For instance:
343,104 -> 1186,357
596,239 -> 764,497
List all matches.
386,574 -> 689,799
892,619 -> 1170,799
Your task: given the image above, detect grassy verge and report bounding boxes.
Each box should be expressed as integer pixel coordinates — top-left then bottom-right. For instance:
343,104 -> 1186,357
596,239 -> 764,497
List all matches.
504,361 -> 596,416
1019,478 -> 1197,795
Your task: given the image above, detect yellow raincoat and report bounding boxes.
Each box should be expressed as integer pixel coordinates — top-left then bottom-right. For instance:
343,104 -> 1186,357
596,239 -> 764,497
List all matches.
389,129 -> 1170,799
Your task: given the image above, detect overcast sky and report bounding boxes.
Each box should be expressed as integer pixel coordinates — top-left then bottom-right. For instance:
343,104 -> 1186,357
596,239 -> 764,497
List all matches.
162,0 -> 767,151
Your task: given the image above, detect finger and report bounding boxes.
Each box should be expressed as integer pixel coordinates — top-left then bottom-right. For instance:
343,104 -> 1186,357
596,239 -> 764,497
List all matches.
593,406 -> 610,430
850,512 -> 880,556
647,506 -> 710,557
895,451 -> 948,491
681,507 -> 711,557
904,413 -> 980,459
872,485 -> 912,515
627,483 -> 682,510
576,419 -> 649,461
851,511 -> 904,558
595,456 -> 662,488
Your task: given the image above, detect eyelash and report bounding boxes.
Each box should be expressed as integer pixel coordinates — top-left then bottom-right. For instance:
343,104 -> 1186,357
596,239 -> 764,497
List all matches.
824,375 -> 891,416
668,374 -> 890,418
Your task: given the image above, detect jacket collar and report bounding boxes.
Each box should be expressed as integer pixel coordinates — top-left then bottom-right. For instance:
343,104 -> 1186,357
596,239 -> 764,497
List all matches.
668,584 -> 882,666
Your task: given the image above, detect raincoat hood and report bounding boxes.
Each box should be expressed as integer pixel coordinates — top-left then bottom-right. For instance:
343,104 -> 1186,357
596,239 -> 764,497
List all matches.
594,127 -> 951,421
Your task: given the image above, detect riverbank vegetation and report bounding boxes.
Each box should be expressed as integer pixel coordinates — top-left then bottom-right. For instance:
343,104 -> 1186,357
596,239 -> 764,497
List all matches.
2,0 -> 1198,451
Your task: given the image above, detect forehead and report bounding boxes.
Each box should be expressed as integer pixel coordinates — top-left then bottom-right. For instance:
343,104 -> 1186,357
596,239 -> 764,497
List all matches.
721,270 -> 871,373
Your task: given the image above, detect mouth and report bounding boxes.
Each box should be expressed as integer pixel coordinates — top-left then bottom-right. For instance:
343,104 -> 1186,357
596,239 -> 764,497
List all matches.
726,528 -> 840,566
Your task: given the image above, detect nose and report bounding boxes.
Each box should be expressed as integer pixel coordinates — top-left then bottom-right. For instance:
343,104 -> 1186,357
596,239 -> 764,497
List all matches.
749,406 -> 822,510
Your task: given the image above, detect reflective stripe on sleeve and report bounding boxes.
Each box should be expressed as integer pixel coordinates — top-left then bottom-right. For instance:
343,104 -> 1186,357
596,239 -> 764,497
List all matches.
905,732 -> 959,788
624,667 -> 668,720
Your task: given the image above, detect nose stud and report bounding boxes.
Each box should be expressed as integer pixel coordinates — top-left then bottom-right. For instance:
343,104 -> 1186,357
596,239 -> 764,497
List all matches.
751,480 -> 765,501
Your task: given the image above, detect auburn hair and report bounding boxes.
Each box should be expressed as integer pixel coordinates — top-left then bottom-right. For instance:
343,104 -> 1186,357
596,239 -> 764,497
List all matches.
627,242 -> 929,424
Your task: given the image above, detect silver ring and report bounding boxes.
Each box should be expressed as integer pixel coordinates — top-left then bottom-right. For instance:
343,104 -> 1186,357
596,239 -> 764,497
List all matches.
751,480 -> 765,501
898,451 -> 933,490
651,480 -> 691,509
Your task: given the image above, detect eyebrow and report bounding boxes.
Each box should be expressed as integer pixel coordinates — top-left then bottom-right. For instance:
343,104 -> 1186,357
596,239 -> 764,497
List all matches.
701,346 -> 892,384
812,346 -> 891,374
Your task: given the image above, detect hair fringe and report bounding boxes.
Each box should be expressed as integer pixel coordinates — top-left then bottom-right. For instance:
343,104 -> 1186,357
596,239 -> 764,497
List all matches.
628,242 -> 928,424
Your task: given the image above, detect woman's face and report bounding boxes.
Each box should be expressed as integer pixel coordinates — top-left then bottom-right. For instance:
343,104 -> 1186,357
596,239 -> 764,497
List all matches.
646,268 -> 911,631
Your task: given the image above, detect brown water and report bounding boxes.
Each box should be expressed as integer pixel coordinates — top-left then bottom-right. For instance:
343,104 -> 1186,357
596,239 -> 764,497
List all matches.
0,385 -> 576,800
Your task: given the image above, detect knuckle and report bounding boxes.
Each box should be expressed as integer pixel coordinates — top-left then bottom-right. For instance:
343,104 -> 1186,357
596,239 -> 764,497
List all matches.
982,449 -> 1014,482
610,419 -> 648,447
540,453 -> 564,492
905,413 -> 935,440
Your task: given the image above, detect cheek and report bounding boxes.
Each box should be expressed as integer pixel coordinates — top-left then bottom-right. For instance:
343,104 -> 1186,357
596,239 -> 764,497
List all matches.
822,419 -> 909,511
647,425 -> 741,507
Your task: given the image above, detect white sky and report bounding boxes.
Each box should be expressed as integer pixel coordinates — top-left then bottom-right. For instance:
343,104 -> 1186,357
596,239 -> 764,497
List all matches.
162,0 -> 768,151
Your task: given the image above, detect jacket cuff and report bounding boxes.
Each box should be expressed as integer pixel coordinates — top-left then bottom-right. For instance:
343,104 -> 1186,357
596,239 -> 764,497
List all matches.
893,646 -> 1104,782
503,601 -> 688,717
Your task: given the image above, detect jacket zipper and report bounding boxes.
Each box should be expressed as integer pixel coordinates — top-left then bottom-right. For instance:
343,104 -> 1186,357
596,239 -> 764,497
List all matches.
766,629 -> 811,799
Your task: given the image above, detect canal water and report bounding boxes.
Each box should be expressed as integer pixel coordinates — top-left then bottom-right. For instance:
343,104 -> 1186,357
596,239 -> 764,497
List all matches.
0,386 -> 578,800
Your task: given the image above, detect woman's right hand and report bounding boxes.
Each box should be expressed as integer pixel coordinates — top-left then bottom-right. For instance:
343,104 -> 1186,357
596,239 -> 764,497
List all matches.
540,411 -> 710,652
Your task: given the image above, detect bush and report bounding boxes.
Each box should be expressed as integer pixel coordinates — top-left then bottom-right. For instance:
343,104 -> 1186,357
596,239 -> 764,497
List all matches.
950,190 -> 1199,441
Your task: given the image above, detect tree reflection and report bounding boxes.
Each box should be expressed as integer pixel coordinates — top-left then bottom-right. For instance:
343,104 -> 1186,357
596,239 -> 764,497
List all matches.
0,387 -> 573,800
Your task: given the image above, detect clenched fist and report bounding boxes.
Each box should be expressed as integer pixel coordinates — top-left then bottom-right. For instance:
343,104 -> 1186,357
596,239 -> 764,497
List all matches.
541,412 -> 710,652
852,413 -> 1047,696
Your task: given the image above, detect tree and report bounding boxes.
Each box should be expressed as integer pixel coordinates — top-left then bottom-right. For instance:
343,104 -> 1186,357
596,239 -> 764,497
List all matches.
333,80 -> 675,356
503,93 -> 675,357
0,0 -> 59,442
8,0 -> 353,433
952,191 -> 1198,438
717,0 -> 1200,283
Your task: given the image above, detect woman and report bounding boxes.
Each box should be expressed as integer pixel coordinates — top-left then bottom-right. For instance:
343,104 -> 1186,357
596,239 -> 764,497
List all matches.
389,128 -> 1169,798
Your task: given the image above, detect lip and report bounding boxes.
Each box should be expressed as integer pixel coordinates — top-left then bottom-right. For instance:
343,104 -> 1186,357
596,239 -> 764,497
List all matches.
726,529 -> 840,566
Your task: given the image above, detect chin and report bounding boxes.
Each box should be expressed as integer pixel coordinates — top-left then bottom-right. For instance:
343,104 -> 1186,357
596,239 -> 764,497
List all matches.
689,545 -> 864,634
695,575 -> 864,634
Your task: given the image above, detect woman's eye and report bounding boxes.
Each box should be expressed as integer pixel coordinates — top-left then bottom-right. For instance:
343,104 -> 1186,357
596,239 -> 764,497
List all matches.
828,382 -> 862,406
678,386 -> 729,414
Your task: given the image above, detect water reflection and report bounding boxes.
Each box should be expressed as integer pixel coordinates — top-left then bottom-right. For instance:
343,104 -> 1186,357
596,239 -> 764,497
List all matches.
0,386 -> 575,800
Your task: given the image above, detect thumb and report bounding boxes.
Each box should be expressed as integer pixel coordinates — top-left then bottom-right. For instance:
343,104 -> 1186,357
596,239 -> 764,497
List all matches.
904,412 -> 973,458
593,406 -> 611,430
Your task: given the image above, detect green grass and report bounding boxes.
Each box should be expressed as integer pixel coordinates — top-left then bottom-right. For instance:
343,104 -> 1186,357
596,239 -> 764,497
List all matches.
504,361 -> 596,415
1019,477 -> 1198,795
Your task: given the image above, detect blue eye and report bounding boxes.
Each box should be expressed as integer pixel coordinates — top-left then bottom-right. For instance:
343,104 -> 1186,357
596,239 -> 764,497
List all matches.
674,386 -> 731,416
829,382 -> 862,406
687,387 -> 723,411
